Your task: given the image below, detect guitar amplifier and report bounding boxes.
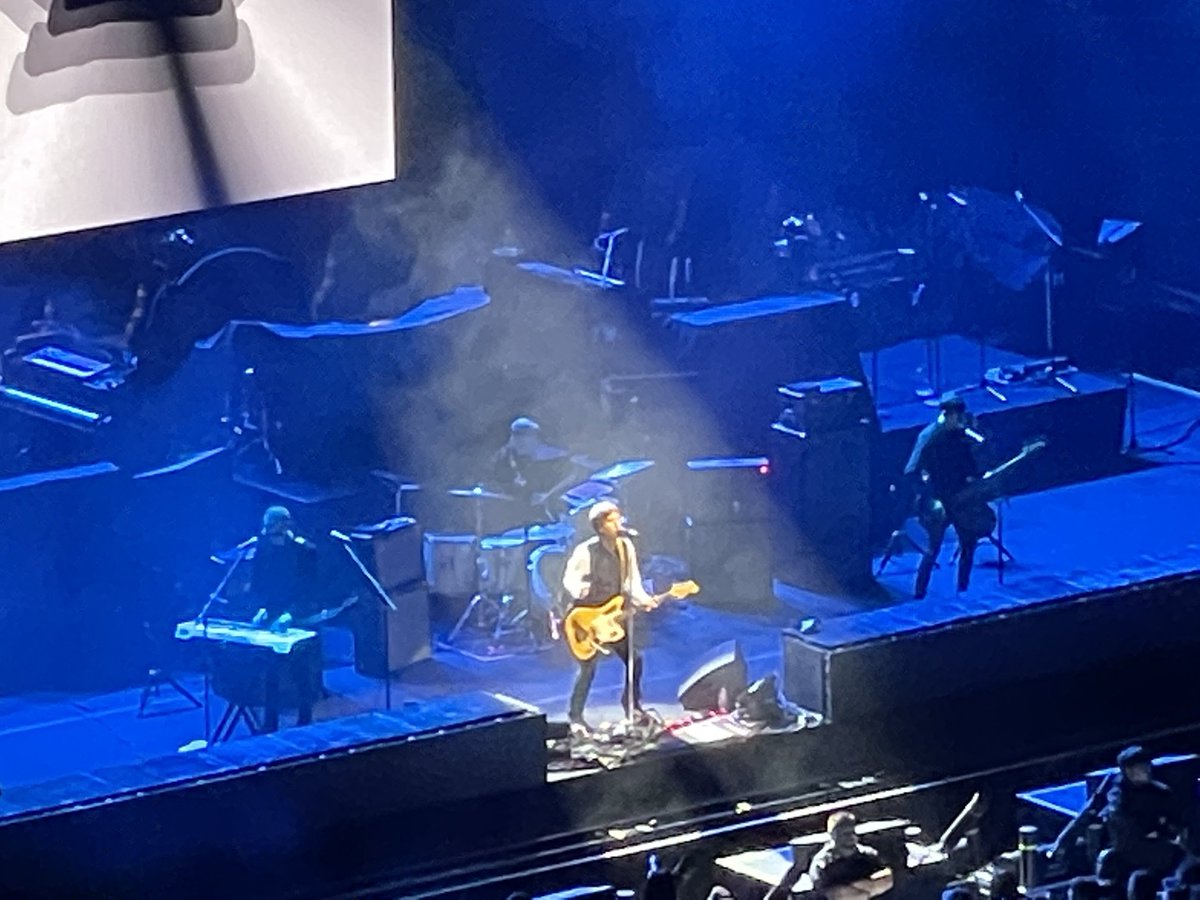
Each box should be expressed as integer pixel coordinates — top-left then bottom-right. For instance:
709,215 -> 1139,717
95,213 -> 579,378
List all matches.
776,376 -> 875,434
353,580 -> 431,677
347,516 -> 424,589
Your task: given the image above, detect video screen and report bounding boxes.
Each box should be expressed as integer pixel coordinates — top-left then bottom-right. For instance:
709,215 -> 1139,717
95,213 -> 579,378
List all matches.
0,0 -> 396,245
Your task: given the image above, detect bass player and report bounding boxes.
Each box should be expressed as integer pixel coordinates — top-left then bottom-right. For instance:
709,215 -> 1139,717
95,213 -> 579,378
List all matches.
904,394 -> 996,599
561,500 -> 656,735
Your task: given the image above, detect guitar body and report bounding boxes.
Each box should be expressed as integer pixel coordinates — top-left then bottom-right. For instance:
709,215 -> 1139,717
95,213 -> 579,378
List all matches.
562,580 -> 699,662
563,595 -> 626,662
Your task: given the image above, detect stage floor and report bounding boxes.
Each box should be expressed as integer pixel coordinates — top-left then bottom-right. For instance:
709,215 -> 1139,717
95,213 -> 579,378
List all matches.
3,377 -> 1199,794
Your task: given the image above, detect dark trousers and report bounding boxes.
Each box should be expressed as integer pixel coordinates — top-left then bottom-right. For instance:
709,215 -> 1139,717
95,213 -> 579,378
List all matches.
915,499 -> 985,599
569,636 -> 643,723
262,641 -> 319,733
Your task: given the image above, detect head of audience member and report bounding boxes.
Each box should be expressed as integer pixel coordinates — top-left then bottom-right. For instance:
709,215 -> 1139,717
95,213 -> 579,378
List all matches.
1117,745 -> 1154,785
824,810 -> 862,855
643,871 -> 675,900
991,869 -> 1020,900
1068,877 -> 1103,900
1178,859 -> 1200,887
1097,848 -> 1125,886
1127,869 -> 1157,900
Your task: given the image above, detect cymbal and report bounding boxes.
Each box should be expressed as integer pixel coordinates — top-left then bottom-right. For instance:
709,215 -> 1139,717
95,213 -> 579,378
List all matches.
448,484 -> 513,502
589,459 -> 655,482
569,453 -> 605,471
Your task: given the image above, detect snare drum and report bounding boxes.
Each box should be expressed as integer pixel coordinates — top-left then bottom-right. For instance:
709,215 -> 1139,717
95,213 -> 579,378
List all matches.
478,534 -> 530,597
422,532 -> 477,597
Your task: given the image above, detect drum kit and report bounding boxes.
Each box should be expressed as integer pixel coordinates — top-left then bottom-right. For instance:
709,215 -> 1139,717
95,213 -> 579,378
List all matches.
438,458 -> 654,650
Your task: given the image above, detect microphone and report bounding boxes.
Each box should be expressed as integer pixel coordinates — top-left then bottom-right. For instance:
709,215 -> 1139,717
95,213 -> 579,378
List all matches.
964,426 -> 986,444
329,529 -> 353,543
235,535 -> 258,550
618,527 -> 640,538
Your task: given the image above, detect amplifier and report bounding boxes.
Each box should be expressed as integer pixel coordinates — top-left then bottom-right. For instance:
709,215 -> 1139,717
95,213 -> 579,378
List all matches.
776,375 -> 874,434
347,517 -> 423,589
353,581 -> 432,677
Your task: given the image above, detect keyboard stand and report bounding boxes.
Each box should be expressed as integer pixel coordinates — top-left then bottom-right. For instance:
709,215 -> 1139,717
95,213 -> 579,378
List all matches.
212,701 -> 262,743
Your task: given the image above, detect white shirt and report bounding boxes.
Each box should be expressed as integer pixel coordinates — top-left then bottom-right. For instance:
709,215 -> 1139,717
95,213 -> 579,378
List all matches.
561,535 -> 655,607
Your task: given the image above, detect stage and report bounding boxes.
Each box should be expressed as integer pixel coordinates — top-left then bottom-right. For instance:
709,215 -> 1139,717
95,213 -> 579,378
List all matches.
2,378 -> 1200,895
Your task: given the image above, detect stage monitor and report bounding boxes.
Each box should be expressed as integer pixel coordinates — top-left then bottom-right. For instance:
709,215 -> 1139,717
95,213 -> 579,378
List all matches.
0,0 -> 396,246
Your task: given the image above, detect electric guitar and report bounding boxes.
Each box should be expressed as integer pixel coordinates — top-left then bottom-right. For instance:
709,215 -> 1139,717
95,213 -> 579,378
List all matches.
563,580 -> 699,662
951,437 -> 1048,507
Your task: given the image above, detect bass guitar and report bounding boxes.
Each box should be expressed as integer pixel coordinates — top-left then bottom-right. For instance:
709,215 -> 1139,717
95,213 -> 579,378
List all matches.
563,580 -> 699,662
937,437 -> 1047,534
952,437 -> 1047,506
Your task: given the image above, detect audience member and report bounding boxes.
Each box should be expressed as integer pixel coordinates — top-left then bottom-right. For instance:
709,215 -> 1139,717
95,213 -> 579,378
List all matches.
1106,746 -> 1185,880
990,868 -> 1020,900
807,811 -> 894,899
1126,868 -> 1156,900
1067,877 -> 1103,900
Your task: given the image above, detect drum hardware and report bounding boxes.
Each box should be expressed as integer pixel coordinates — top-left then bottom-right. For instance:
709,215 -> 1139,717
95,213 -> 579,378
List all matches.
443,484 -> 547,648
372,470 -> 421,516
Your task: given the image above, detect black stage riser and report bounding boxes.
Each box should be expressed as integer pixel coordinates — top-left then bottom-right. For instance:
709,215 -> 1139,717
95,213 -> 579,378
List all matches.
783,572 -> 1200,723
0,694 -> 545,898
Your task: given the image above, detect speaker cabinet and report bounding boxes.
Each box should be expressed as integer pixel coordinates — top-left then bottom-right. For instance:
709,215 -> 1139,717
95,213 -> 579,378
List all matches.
684,520 -> 774,610
678,640 -> 748,712
353,581 -> 431,677
770,423 -> 873,592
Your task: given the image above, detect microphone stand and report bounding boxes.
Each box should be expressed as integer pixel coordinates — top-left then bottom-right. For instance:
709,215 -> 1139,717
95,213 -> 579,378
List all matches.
332,531 -> 398,711
620,534 -> 639,734
198,540 -> 252,742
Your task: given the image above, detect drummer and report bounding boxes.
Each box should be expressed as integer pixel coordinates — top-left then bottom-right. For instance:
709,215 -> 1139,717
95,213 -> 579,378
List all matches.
489,416 -> 573,511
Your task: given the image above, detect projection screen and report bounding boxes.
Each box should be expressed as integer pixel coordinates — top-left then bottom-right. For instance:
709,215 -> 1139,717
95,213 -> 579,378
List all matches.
0,0 -> 396,246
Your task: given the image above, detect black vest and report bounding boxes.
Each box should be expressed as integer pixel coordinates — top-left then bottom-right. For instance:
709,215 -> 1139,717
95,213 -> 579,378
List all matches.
578,538 -> 625,607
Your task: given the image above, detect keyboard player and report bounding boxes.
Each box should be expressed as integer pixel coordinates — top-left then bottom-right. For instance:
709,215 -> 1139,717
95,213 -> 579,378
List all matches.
231,505 -> 321,732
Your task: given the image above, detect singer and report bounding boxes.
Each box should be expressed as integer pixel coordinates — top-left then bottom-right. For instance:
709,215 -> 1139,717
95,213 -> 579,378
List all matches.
903,394 -> 996,599
560,500 -> 655,735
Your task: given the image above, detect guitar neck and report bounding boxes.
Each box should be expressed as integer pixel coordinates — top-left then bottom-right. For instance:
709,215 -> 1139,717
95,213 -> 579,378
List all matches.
984,449 -> 1031,481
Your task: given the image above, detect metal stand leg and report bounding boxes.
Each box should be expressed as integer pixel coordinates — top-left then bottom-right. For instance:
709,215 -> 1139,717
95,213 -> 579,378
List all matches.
138,668 -> 202,717
876,527 -> 928,576
213,703 -> 261,743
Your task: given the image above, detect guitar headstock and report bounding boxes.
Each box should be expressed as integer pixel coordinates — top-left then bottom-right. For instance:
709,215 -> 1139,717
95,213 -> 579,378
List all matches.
667,580 -> 700,599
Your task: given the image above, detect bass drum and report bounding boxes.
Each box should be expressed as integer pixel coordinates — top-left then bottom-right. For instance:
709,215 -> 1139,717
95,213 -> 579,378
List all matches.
528,543 -> 568,617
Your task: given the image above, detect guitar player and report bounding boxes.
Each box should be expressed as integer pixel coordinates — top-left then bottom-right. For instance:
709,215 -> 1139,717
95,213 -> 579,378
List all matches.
561,500 -> 656,735
904,394 -> 996,599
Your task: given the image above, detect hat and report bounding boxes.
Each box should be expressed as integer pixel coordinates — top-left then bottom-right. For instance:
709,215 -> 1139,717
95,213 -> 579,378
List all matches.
1117,745 -> 1152,768
509,416 -> 540,433
588,499 -> 620,526
938,393 -> 967,413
